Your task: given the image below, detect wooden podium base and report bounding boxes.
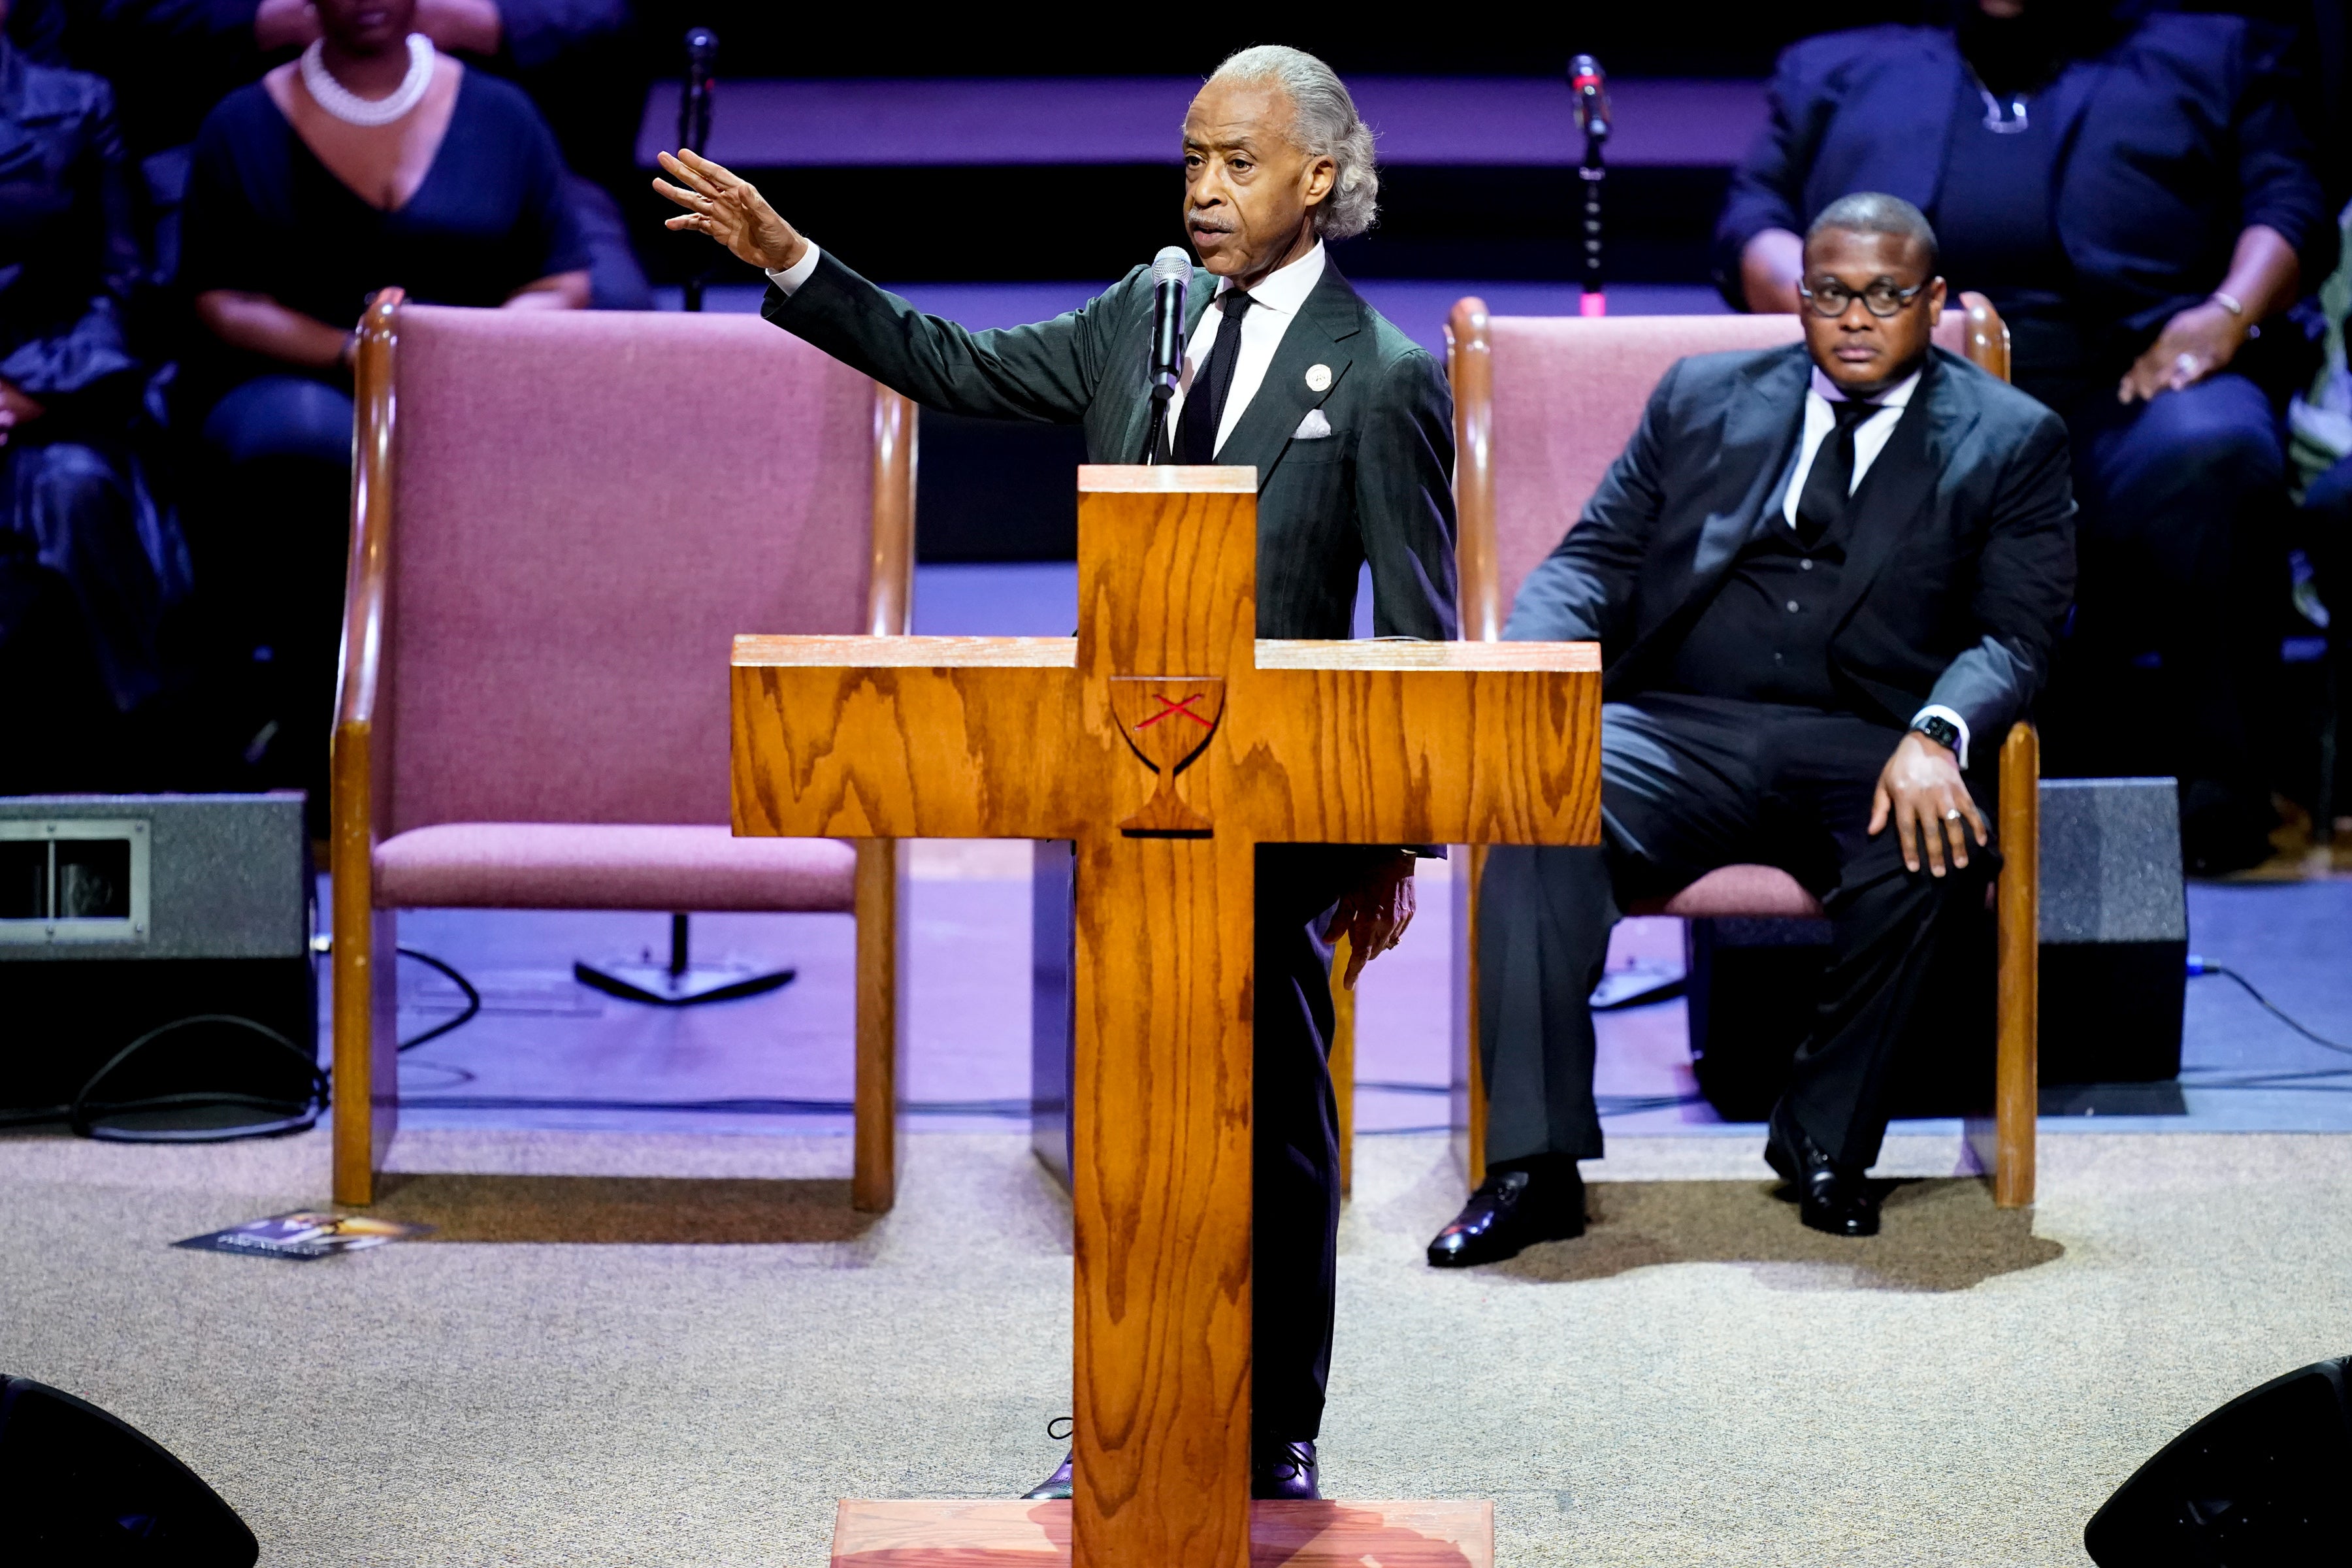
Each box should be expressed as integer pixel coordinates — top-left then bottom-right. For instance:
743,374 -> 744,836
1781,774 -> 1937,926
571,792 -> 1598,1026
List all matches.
830,1498 -> 1495,1567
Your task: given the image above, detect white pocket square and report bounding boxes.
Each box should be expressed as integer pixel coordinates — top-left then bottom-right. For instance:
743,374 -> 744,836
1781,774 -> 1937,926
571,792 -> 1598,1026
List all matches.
1292,408 -> 1333,440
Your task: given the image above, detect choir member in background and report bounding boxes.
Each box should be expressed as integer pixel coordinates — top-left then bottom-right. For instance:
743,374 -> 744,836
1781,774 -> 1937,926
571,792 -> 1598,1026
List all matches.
179,0 -> 587,815
657,44 -> 1454,1505
1716,0 -> 2331,875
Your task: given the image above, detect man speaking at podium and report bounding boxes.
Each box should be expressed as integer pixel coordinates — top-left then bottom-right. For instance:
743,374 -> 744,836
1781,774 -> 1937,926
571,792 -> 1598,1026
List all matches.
657,45 -> 1456,1501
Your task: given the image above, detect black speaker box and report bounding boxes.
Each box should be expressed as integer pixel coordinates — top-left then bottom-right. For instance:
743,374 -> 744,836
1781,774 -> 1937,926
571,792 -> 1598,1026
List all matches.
1684,778 -> 2187,1119
0,1377 -> 258,1565
0,796 -> 315,1123
2085,1355 -> 2352,1566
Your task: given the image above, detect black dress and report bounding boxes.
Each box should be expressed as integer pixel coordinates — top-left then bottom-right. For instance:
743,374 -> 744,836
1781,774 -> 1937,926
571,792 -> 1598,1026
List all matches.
1930,69 -> 2091,416
180,63 -> 588,406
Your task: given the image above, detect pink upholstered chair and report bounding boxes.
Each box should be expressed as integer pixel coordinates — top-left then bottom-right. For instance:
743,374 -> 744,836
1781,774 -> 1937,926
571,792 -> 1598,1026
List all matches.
329,289 -> 916,1211
1441,295 -> 2042,1206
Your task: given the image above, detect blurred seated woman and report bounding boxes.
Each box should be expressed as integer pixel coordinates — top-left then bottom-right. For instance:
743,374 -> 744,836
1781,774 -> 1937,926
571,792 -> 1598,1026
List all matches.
1714,0 -> 2331,874
180,0 -> 586,800
0,2 -> 191,789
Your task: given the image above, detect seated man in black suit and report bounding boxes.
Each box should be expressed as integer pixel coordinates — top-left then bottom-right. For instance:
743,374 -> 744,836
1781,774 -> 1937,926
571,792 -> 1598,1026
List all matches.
1429,193 -> 2075,1262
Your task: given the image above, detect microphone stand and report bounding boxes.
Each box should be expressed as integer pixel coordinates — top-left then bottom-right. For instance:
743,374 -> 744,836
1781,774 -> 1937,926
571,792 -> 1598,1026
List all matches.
1143,394 -> 1171,464
1569,54 -> 1610,318
678,27 -> 719,313
578,23 -> 800,1005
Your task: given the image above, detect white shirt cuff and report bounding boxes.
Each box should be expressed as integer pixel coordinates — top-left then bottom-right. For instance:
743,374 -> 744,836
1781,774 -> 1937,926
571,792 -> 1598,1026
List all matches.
764,243 -> 822,297
1911,704 -> 1972,770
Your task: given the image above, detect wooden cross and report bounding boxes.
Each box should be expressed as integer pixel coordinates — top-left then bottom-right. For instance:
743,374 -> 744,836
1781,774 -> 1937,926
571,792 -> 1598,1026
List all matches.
732,466 -> 1600,1568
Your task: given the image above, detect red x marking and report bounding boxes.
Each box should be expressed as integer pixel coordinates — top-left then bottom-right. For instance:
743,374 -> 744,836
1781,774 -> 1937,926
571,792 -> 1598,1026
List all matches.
1134,693 -> 1214,730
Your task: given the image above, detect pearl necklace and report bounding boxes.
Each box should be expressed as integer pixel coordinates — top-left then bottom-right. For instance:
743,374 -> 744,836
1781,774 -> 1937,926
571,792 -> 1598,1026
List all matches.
300,34 -> 434,127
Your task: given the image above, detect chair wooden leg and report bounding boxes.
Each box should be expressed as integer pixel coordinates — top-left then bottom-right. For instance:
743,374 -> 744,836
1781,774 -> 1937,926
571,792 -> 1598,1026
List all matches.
1993,725 -> 2040,1208
852,839 -> 907,1213
1329,934 -> 1356,1198
333,904 -> 397,1207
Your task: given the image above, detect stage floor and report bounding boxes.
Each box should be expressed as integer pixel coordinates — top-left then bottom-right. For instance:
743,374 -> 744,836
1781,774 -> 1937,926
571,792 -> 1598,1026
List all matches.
5,1123 -> 2348,1565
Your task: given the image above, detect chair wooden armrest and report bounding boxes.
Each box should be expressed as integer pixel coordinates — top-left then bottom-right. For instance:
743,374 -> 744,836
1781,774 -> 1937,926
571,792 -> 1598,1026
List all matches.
331,287 -> 406,1205
1986,720 -> 2038,1207
851,387 -> 917,1213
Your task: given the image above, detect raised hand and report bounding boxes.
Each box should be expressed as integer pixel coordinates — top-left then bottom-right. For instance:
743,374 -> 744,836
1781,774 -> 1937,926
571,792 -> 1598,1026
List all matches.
653,149 -> 808,274
1869,730 -> 1987,877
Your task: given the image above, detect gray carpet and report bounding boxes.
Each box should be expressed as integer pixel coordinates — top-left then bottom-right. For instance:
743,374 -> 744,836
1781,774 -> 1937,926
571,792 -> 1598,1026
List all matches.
2,1124 -> 2347,1565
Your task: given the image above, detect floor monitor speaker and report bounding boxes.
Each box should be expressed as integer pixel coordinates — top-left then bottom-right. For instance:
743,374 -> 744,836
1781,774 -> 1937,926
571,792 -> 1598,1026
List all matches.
2085,1354 -> 2351,1566
0,1376 -> 258,1565
0,794 -> 316,1131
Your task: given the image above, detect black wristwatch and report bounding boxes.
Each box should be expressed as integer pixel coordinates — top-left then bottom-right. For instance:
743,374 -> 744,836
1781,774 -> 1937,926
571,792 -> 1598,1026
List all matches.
1910,713 -> 1962,755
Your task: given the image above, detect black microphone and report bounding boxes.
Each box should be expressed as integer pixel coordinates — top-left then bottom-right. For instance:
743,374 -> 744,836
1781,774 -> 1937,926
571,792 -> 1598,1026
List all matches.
679,28 -> 719,312
1148,246 -> 1190,402
1143,246 -> 1190,461
1569,54 -> 1610,145
679,28 -> 719,156
1568,54 -> 1610,314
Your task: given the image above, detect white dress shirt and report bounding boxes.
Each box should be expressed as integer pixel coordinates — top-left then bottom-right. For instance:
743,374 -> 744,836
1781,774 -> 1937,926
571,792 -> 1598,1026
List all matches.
1164,241 -> 1325,456
1772,364 -> 1972,766
1780,365 -> 1917,528
771,240 -> 1324,461
766,242 -> 825,295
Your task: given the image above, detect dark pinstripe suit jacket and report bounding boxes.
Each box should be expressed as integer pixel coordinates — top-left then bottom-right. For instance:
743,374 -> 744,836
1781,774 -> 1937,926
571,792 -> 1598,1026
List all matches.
762,249 -> 1458,642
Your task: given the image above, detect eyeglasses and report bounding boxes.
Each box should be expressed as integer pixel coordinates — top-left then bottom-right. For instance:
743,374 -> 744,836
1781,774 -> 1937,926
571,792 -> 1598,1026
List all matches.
1795,279 -> 1929,319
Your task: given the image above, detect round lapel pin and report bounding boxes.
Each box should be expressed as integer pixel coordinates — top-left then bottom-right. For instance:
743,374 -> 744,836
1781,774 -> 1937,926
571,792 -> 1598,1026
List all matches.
1305,363 -> 1332,393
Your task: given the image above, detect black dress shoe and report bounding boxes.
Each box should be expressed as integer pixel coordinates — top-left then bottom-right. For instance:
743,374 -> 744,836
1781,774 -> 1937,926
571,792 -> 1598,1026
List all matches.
1021,1451 -> 1073,1500
1765,1101 -> 1879,1237
1026,1442 -> 1320,1501
1426,1161 -> 1586,1267
1252,1439 -> 1319,1501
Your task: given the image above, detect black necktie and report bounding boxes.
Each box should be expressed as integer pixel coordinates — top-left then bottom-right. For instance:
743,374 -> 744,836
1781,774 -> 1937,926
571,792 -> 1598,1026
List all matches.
1792,399 -> 1881,547
1175,289 -> 1256,464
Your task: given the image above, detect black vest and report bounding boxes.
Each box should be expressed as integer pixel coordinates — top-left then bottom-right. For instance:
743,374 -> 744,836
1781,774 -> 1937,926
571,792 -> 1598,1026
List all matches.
1663,400 -> 1919,710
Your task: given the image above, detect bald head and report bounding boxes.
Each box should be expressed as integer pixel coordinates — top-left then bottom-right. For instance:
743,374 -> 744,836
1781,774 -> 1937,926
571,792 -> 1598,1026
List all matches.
1806,193 -> 1939,278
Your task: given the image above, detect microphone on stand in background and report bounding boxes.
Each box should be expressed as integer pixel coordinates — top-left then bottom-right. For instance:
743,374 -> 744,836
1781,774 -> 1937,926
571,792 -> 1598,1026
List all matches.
1142,245 -> 1190,463
1569,53 -> 1610,318
678,27 -> 719,312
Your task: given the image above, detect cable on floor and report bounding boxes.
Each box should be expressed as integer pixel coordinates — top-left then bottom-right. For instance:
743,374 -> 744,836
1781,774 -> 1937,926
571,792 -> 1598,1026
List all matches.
2188,958 -> 2352,1059
397,947 -> 482,1052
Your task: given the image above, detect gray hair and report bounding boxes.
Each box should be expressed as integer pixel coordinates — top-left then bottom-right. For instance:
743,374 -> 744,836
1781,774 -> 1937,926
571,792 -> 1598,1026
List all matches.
1205,45 -> 1379,240
1806,191 -> 1940,275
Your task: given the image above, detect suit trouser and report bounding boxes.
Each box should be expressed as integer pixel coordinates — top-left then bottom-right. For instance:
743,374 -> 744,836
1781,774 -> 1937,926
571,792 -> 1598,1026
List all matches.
1252,843 -> 1389,1442
1478,694 -> 1999,1173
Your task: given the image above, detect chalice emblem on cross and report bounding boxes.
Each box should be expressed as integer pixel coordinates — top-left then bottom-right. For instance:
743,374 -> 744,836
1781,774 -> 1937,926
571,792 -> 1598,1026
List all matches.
1109,676 -> 1226,838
